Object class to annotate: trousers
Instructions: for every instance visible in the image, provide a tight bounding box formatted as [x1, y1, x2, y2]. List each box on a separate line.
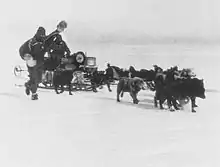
[26, 63, 44, 94]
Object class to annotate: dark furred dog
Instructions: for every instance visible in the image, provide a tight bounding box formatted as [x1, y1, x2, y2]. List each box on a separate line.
[105, 65, 129, 81]
[154, 77, 206, 112]
[117, 77, 147, 104]
[90, 70, 112, 92]
[53, 69, 73, 95]
[129, 66, 156, 82]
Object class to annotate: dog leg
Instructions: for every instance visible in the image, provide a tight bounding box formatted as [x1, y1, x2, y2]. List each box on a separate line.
[192, 107, 196, 112]
[154, 91, 159, 107]
[154, 96, 158, 107]
[60, 85, 65, 94]
[117, 81, 123, 102]
[93, 86, 98, 92]
[117, 90, 121, 102]
[167, 98, 175, 111]
[159, 96, 164, 109]
[191, 97, 198, 108]
[91, 82, 98, 92]
[159, 100, 164, 109]
[106, 80, 112, 92]
[68, 83, 73, 95]
[171, 98, 180, 110]
[130, 92, 139, 104]
[54, 85, 60, 94]
[134, 92, 140, 104]
[120, 91, 124, 97]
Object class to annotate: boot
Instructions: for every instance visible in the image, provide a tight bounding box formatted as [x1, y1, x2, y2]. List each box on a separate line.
[31, 93, 38, 100]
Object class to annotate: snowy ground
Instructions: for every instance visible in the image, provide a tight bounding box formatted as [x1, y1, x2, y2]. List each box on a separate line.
[0, 43, 220, 167]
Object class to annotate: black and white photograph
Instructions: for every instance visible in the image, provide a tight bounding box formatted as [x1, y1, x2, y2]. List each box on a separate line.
[0, 0, 219, 166]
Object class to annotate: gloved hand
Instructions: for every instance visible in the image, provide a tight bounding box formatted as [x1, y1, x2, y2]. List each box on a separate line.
[25, 55, 37, 67]
[23, 53, 32, 61]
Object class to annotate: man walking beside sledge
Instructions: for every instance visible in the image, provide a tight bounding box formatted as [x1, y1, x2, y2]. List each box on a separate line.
[19, 20, 68, 100]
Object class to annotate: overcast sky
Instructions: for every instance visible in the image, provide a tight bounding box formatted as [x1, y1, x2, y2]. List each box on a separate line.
[1, 0, 220, 39]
